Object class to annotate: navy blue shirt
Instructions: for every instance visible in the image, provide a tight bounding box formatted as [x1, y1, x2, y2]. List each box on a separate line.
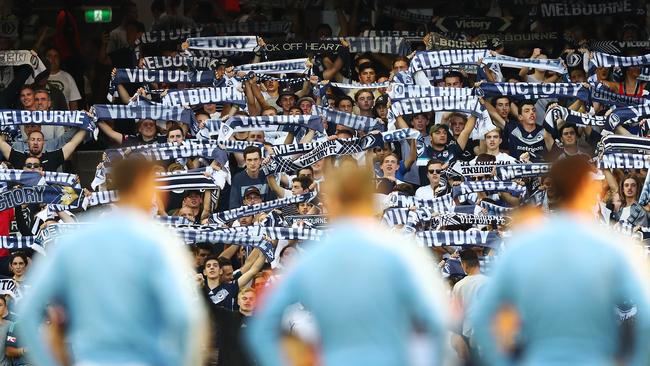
[206, 281, 240, 311]
[505, 123, 547, 162]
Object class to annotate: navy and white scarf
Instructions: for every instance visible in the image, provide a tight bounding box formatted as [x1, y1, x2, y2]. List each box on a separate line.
[436, 212, 507, 227]
[598, 153, 650, 169]
[235, 58, 309, 75]
[425, 32, 489, 50]
[384, 192, 455, 212]
[587, 52, 650, 82]
[263, 40, 347, 56]
[380, 6, 431, 23]
[0, 169, 79, 187]
[226, 115, 323, 133]
[262, 135, 384, 175]
[82, 190, 119, 210]
[209, 192, 316, 224]
[495, 163, 551, 180]
[481, 54, 567, 75]
[106, 141, 228, 166]
[588, 40, 650, 54]
[476, 82, 589, 101]
[315, 106, 383, 132]
[92, 104, 198, 133]
[179, 225, 325, 241]
[0, 50, 46, 75]
[416, 230, 501, 248]
[389, 96, 485, 119]
[409, 49, 490, 73]
[0, 277, 21, 300]
[0, 235, 39, 251]
[329, 37, 410, 56]
[137, 27, 203, 45]
[185, 36, 258, 51]
[109, 69, 216, 98]
[328, 81, 390, 90]
[608, 104, 650, 129]
[142, 55, 214, 70]
[211, 21, 291, 34]
[173, 227, 276, 260]
[536, 0, 637, 17]
[590, 83, 650, 107]
[479, 200, 514, 216]
[161, 87, 246, 107]
[0, 110, 95, 131]
[544, 105, 607, 134]
[155, 171, 216, 191]
[452, 181, 527, 198]
[450, 160, 506, 177]
[0, 185, 82, 211]
[601, 134, 650, 153]
[157, 215, 195, 225]
[388, 83, 473, 101]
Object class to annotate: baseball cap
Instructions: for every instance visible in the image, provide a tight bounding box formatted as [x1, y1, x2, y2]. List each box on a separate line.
[243, 186, 261, 198]
[276, 87, 298, 107]
[429, 124, 449, 134]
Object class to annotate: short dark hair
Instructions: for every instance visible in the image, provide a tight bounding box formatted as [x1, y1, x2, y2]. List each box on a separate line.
[426, 159, 444, 169]
[27, 130, 44, 140]
[243, 146, 261, 160]
[492, 96, 510, 106]
[392, 56, 410, 68]
[517, 100, 537, 114]
[559, 123, 578, 136]
[354, 89, 374, 102]
[357, 62, 375, 74]
[204, 254, 221, 266]
[459, 249, 480, 268]
[476, 153, 497, 163]
[393, 183, 415, 196]
[217, 257, 232, 268]
[443, 71, 463, 81]
[166, 122, 184, 137]
[292, 176, 313, 191]
[336, 95, 355, 108]
[297, 166, 313, 176]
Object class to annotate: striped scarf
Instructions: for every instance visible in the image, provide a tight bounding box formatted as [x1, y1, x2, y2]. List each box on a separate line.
[161, 87, 246, 107]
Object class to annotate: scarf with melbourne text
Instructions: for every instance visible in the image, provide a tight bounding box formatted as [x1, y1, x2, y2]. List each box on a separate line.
[416, 230, 501, 248]
[0, 185, 82, 211]
[543, 105, 608, 134]
[389, 96, 486, 120]
[105, 141, 228, 166]
[480, 54, 568, 75]
[171, 226, 276, 260]
[0, 50, 46, 76]
[161, 86, 246, 107]
[535, 0, 638, 17]
[452, 181, 527, 198]
[384, 191, 455, 211]
[0, 169, 79, 187]
[234, 58, 309, 75]
[142, 55, 214, 70]
[315, 106, 383, 132]
[388, 83, 473, 101]
[409, 49, 490, 73]
[450, 160, 508, 177]
[476, 82, 589, 101]
[494, 163, 551, 180]
[598, 153, 650, 169]
[590, 83, 650, 107]
[173, 225, 324, 241]
[425, 32, 489, 50]
[261, 134, 385, 175]
[92, 104, 198, 133]
[209, 191, 316, 224]
[185, 36, 258, 51]
[0, 110, 95, 131]
[327, 37, 410, 55]
[82, 190, 119, 209]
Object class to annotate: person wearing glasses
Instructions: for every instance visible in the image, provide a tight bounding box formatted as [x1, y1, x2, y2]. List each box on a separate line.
[415, 159, 446, 200]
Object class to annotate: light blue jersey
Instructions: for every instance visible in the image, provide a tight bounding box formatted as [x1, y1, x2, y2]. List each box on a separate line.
[18, 208, 206, 366]
[246, 219, 448, 366]
[472, 214, 650, 366]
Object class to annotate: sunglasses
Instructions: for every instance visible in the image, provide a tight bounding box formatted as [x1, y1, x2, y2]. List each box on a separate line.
[24, 163, 41, 169]
[428, 169, 443, 174]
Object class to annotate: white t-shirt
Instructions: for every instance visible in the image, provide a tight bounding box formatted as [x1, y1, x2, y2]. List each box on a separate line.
[452, 273, 488, 342]
[415, 185, 435, 200]
[470, 152, 516, 164]
[48, 70, 81, 103]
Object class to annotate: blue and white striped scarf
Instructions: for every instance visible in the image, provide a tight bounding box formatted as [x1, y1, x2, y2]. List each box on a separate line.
[328, 81, 390, 90]
[105, 141, 228, 166]
[384, 192, 455, 211]
[388, 84, 473, 101]
[235, 58, 309, 75]
[495, 163, 551, 180]
[315, 106, 383, 132]
[0, 185, 82, 211]
[543, 105, 607, 134]
[0, 110, 95, 131]
[109, 68, 216, 92]
[590, 83, 650, 107]
[0, 50, 47, 76]
[452, 181, 527, 198]
[588, 52, 650, 82]
[142, 55, 214, 70]
[155, 171, 217, 191]
[161, 87, 246, 107]
[389, 95, 486, 119]
[601, 134, 650, 153]
[598, 153, 650, 169]
[92, 103, 198, 134]
[0, 169, 79, 187]
[226, 114, 323, 133]
[327, 37, 410, 55]
[481, 54, 567, 75]
[409, 49, 490, 73]
[608, 103, 650, 129]
[185, 36, 258, 51]
[476, 82, 589, 101]
[209, 192, 316, 224]
[172, 227, 276, 260]
[415, 230, 501, 248]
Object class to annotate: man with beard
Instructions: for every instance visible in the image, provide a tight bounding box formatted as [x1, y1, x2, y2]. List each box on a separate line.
[0, 127, 87, 171]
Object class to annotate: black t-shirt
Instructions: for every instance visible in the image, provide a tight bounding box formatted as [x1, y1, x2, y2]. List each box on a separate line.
[9, 149, 64, 171]
[209, 305, 254, 366]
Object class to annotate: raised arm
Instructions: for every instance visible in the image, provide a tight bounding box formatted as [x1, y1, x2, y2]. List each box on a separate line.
[97, 121, 124, 145]
[480, 97, 506, 130]
[0, 134, 12, 160]
[237, 248, 266, 287]
[62, 129, 88, 160]
[456, 115, 477, 151]
[266, 174, 286, 198]
[404, 137, 418, 170]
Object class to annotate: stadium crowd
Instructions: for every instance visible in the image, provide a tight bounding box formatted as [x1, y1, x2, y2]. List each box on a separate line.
[1, 0, 650, 365]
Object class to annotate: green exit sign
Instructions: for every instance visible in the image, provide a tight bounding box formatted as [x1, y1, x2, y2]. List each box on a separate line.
[84, 8, 112, 23]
